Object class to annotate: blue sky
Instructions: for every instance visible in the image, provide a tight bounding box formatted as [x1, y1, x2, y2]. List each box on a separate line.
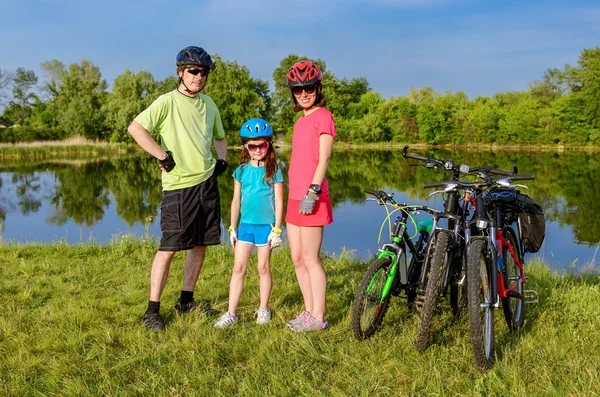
[1, 0, 599, 99]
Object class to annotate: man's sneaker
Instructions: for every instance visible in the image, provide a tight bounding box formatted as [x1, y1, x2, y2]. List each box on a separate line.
[290, 313, 329, 332]
[213, 312, 239, 328]
[142, 311, 165, 331]
[255, 308, 272, 325]
[174, 298, 218, 316]
[286, 310, 310, 329]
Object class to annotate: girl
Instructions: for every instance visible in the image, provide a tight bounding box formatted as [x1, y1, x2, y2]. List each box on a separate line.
[284, 61, 336, 332]
[214, 118, 284, 328]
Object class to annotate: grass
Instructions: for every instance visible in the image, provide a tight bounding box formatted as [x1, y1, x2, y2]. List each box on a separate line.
[1, 238, 599, 396]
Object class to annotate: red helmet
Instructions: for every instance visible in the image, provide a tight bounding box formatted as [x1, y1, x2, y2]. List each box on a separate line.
[286, 61, 322, 87]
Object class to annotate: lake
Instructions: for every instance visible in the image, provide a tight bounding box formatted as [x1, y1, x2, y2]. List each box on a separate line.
[1, 148, 598, 272]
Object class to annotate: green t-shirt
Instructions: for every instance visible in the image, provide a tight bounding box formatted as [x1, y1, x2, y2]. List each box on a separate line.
[134, 90, 225, 190]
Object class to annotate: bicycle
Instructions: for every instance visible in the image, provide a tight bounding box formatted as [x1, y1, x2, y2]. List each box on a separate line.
[402, 146, 475, 352]
[350, 188, 441, 340]
[454, 172, 539, 371]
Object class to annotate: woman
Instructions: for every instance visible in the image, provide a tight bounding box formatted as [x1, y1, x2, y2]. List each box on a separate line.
[285, 61, 336, 332]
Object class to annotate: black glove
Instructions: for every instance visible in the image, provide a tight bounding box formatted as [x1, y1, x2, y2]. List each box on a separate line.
[159, 151, 176, 172]
[215, 159, 228, 177]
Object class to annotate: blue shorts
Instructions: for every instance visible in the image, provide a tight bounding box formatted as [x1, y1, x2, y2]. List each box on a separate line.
[238, 223, 272, 247]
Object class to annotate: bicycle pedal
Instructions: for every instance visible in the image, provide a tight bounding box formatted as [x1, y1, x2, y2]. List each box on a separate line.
[507, 290, 524, 300]
[523, 290, 539, 304]
[414, 296, 424, 315]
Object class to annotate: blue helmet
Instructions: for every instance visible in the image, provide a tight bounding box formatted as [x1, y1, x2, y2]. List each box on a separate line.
[240, 118, 273, 140]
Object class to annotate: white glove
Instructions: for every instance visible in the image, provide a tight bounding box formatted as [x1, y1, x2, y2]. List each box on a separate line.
[228, 226, 237, 247]
[268, 227, 282, 249]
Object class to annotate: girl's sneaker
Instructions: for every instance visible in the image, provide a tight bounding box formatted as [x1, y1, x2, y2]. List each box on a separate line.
[290, 313, 329, 332]
[286, 311, 310, 329]
[213, 312, 238, 328]
[255, 308, 272, 324]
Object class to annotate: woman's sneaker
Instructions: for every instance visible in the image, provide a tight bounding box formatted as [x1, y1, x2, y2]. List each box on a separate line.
[290, 313, 329, 332]
[286, 311, 310, 329]
[255, 308, 272, 324]
[213, 312, 239, 328]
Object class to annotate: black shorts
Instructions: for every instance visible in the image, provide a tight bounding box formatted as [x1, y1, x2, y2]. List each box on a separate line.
[159, 173, 221, 251]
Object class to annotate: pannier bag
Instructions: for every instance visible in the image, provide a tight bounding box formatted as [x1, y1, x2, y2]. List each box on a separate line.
[517, 193, 546, 253]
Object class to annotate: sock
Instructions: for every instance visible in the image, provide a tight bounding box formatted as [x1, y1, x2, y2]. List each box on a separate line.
[146, 300, 160, 314]
[180, 290, 194, 304]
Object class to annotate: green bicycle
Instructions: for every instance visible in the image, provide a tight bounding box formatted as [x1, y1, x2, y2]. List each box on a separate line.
[351, 188, 441, 340]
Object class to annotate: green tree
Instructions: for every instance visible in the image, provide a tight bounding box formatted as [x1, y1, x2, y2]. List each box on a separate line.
[254, 78, 272, 121]
[0, 67, 11, 107]
[54, 60, 108, 139]
[577, 47, 600, 130]
[7, 67, 38, 125]
[40, 60, 66, 129]
[464, 97, 501, 144]
[496, 93, 541, 144]
[202, 55, 263, 139]
[103, 70, 159, 142]
[378, 96, 419, 143]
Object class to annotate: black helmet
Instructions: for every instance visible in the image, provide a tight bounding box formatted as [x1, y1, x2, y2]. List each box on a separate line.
[176, 46, 216, 70]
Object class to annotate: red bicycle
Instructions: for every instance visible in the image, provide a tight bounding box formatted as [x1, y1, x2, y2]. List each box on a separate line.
[464, 172, 541, 371]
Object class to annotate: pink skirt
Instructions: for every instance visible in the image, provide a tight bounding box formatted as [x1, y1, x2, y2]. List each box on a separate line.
[285, 194, 333, 227]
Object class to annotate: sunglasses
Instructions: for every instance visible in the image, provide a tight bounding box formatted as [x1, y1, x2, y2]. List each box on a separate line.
[246, 142, 269, 151]
[292, 85, 316, 96]
[186, 67, 209, 77]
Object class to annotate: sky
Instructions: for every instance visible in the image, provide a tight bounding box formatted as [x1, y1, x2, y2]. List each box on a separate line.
[1, 0, 599, 100]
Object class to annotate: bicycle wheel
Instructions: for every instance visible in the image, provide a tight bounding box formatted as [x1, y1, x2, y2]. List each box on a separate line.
[467, 238, 495, 371]
[351, 256, 394, 340]
[501, 227, 525, 331]
[415, 230, 451, 352]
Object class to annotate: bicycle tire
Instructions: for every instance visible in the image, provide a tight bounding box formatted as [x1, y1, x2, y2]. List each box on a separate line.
[351, 256, 394, 340]
[467, 238, 495, 371]
[415, 230, 451, 352]
[501, 227, 525, 330]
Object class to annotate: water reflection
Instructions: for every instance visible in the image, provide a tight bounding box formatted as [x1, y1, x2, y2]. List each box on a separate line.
[1, 149, 598, 271]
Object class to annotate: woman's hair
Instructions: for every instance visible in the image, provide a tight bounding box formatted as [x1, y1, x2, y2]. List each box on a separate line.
[291, 84, 327, 112]
[238, 138, 279, 186]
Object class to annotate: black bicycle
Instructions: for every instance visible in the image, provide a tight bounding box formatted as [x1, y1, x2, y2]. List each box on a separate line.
[402, 147, 475, 352]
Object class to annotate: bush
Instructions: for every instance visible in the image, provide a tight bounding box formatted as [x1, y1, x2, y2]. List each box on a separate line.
[0, 126, 65, 143]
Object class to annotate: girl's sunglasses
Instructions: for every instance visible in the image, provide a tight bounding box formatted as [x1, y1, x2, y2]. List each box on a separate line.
[186, 67, 209, 77]
[246, 142, 269, 151]
[292, 85, 316, 96]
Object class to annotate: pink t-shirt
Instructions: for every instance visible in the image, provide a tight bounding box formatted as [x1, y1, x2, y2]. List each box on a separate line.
[288, 108, 337, 200]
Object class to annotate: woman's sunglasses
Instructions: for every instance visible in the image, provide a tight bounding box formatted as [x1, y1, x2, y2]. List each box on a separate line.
[292, 85, 316, 96]
[186, 67, 209, 77]
[246, 142, 269, 151]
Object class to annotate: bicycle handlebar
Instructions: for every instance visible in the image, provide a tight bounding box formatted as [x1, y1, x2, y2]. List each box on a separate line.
[364, 188, 381, 197]
[402, 146, 430, 162]
[509, 174, 535, 181]
[423, 181, 448, 188]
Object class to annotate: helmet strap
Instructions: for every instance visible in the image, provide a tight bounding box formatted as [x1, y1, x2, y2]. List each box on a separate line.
[177, 71, 208, 96]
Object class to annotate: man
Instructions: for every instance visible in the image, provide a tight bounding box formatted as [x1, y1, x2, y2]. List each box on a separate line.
[128, 46, 228, 331]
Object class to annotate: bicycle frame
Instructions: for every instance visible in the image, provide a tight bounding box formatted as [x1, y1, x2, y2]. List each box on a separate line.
[495, 230, 526, 298]
[373, 208, 433, 302]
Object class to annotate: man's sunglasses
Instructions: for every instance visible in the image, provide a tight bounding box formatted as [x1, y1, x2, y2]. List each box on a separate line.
[186, 67, 209, 77]
[246, 142, 269, 151]
[292, 85, 316, 96]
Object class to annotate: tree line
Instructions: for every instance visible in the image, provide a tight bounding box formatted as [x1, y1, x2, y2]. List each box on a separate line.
[1, 47, 599, 146]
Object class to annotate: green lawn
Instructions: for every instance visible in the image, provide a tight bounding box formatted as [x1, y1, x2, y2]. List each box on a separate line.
[1, 239, 599, 396]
